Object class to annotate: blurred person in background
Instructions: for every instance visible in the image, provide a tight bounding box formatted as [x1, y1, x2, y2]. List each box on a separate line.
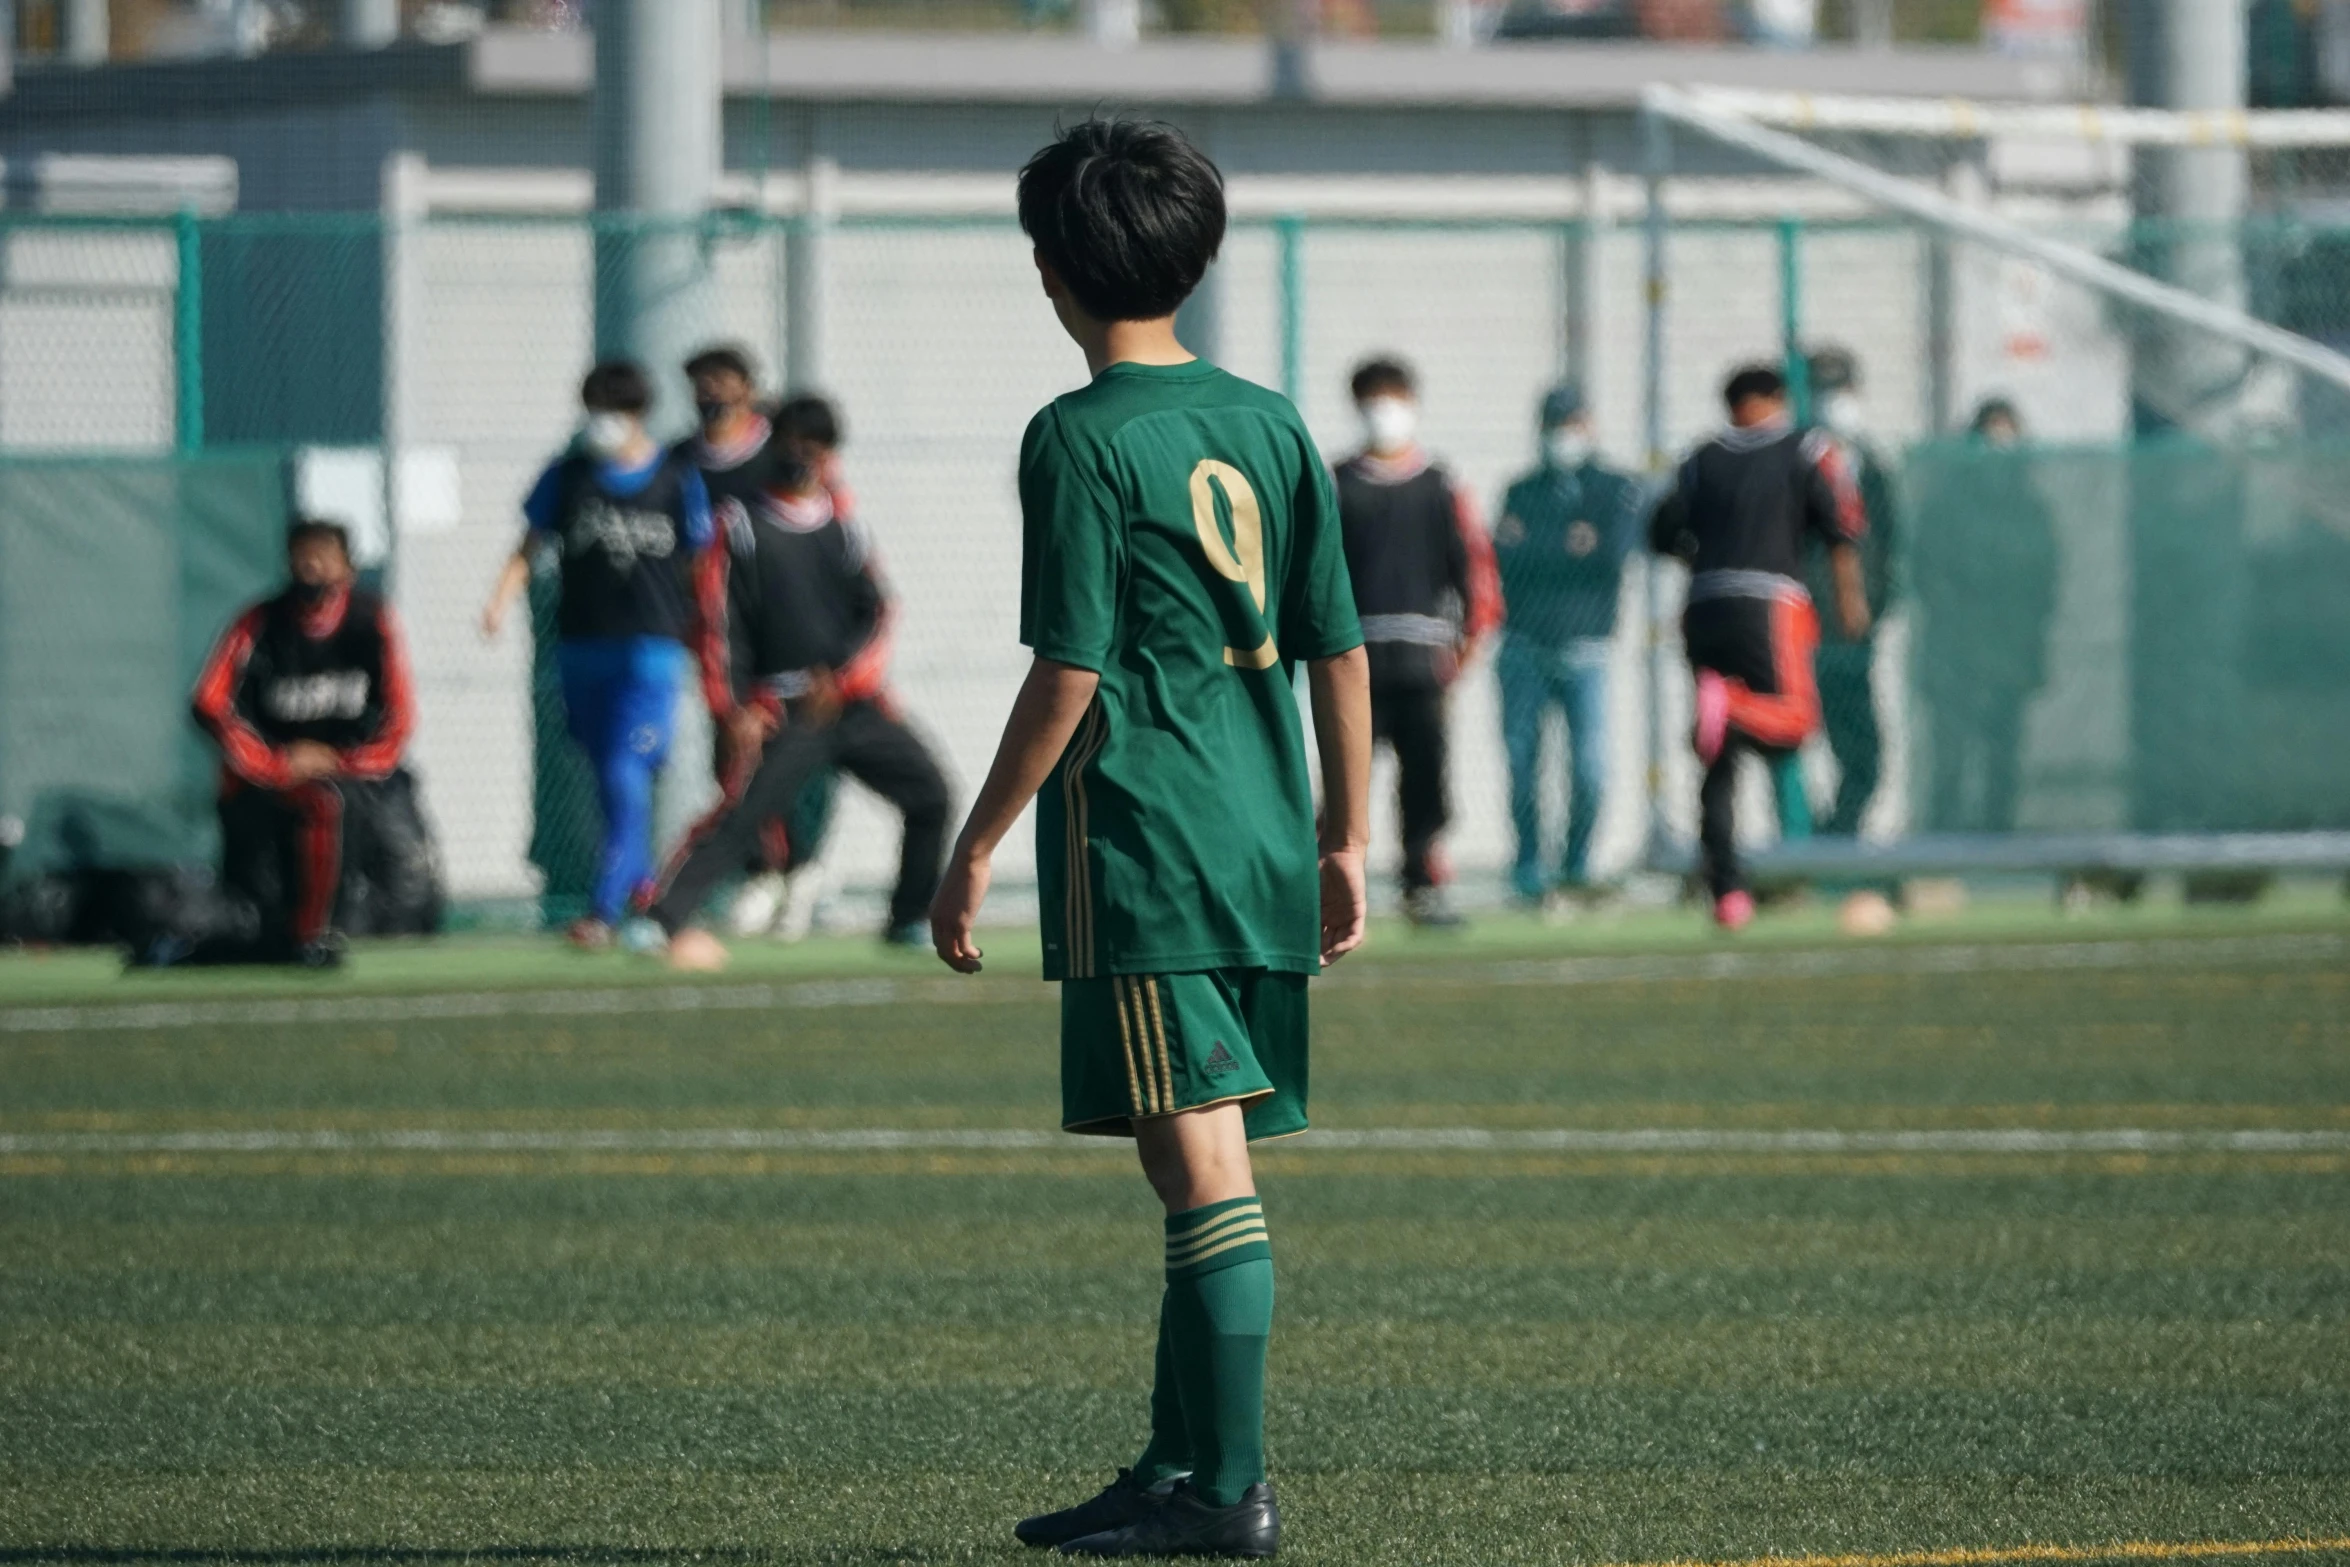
[1334, 355, 1502, 928]
[156, 519, 421, 969]
[1651, 364, 1867, 930]
[646, 416, 950, 970]
[481, 360, 716, 951]
[1491, 382, 1642, 906]
[1801, 346, 1902, 838]
[1915, 397, 2058, 833]
[678, 350, 840, 943]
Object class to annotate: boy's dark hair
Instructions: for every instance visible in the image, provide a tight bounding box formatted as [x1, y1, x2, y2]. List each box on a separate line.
[774, 392, 843, 451]
[1350, 357, 1415, 403]
[684, 344, 756, 383]
[581, 360, 652, 414]
[1722, 364, 1787, 410]
[286, 517, 352, 559]
[1016, 118, 1226, 323]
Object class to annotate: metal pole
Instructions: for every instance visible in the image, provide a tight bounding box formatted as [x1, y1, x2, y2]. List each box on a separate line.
[593, 0, 723, 437]
[785, 153, 836, 394]
[1778, 214, 1809, 424]
[1083, 0, 1140, 48]
[339, 0, 397, 47]
[62, 0, 108, 65]
[2128, 0, 2251, 435]
[175, 210, 204, 456]
[1640, 105, 1674, 862]
[1565, 162, 1606, 404]
[1277, 215, 1304, 406]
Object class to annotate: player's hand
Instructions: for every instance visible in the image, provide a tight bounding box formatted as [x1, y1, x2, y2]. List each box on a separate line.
[928, 847, 990, 974]
[803, 667, 844, 727]
[286, 741, 340, 782]
[1317, 845, 1367, 967]
[724, 707, 773, 767]
[1839, 597, 1872, 641]
[479, 598, 505, 640]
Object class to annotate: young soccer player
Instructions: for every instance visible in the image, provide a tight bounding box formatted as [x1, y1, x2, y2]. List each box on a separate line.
[646, 418, 951, 967]
[927, 119, 1373, 1559]
[480, 361, 715, 948]
[1649, 364, 1868, 929]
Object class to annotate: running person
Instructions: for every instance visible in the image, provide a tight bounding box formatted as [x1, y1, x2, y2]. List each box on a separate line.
[928, 118, 1372, 1558]
[644, 423, 951, 968]
[1649, 364, 1867, 929]
[481, 360, 716, 947]
[678, 348, 840, 938]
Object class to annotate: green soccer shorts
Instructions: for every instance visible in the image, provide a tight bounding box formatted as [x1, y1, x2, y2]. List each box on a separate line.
[1061, 968, 1309, 1142]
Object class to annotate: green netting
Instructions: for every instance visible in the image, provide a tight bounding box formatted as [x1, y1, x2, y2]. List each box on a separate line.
[0, 452, 288, 875]
[1898, 439, 2350, 836]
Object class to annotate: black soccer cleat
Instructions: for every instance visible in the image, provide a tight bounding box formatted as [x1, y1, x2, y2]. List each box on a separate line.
[1058, 1480, 1279, 1558]
[1016, 1469, 1186, 1549]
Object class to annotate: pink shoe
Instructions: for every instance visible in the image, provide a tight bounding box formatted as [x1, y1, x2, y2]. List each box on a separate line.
[1713, 890, 1755, 931]
[1693, 670, 1730, 765]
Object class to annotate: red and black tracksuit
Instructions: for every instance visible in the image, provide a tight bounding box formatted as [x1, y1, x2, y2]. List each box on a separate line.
[646, 485, 949, 936]
[1650, 420, 1866, 898]
[189, 584, 416, 954]
[1334, 448, 1503, 893]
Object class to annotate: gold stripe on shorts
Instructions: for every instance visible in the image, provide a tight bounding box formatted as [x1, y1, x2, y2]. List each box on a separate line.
[1060, 702, 1109, 979]
[1143, 977, 1175, 1115]
[1112, 976, 1148, 1117]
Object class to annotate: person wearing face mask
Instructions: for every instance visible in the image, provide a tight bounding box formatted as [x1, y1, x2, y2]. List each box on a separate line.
[1913, 397, 2057, 832]
[158, 519, 421, 969]
[1490, 383, 1643, 905]
[1798, 347, 1902, 837]
[1333, 356, 1502, 927]
[481, 360, 718, 949]
[675, 347, 839, 942]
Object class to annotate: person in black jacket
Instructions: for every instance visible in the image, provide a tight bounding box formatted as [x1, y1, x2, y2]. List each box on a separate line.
[1651, 364, 1869, 929]
[647, 418, 951, 969]
[167, 518, 422, 968]
[1333, 356, 1501, 926]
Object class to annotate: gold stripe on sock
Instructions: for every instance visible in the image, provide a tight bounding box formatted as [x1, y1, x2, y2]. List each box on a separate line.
[1145, 977, 1175, 1114]
[1112, 976, 1146, 1118]
[1169, 1228, 1272, 1270]
[1164, 1206, 1265, 1261]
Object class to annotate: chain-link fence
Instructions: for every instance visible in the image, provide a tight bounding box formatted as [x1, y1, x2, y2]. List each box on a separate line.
[3, 205, 2346, 926]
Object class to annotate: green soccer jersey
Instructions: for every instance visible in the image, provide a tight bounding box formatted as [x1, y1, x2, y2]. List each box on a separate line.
[1020, 359, 1363, 982]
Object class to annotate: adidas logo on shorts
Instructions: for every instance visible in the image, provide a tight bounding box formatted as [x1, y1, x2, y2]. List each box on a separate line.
[1203, 1042, 1240, 1076]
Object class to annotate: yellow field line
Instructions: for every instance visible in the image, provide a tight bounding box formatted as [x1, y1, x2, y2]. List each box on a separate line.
[1627, 1536, 2350, 1567]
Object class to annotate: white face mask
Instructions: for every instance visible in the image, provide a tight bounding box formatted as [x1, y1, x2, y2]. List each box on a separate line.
[582, 412, 638, 459]
[1545, 426, 1594, 470]
[1820, 390, 1865, 437]
[1360, 397, 1418, 455]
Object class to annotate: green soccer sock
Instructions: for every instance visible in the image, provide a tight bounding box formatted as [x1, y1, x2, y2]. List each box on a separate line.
[1161, 1195, 1274, 1507]
[1130, 1289, 1192, 1487]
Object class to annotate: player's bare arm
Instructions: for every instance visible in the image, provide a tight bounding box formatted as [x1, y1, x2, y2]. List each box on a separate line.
[479, 548, 532, 640]
[1308, 645, 1372, 966]
[928, 655, 1101, 973]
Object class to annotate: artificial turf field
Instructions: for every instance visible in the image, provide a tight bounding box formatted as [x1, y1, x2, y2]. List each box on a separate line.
[3, 897, 2348, 1565]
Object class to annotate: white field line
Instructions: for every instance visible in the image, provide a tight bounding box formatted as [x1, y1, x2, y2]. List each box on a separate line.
[0, 931, 2338, 1036]
[1, 1126, 2346, 1157]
